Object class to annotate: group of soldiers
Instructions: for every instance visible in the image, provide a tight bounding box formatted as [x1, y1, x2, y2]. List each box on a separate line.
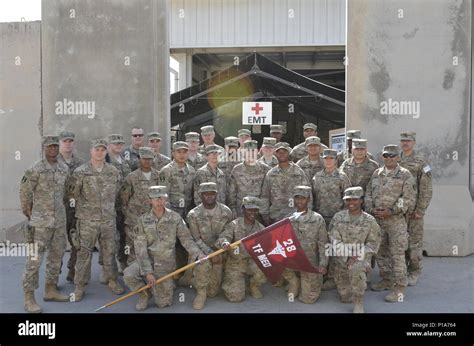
[19, 122, 432, 314]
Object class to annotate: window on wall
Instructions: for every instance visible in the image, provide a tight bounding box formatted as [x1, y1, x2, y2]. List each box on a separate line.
[170, 56, 179, 94]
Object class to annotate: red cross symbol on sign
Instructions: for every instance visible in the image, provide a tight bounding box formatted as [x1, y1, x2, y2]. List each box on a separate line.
[251, 103, 264, 115]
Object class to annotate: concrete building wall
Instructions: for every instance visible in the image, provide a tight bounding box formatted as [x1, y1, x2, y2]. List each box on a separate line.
[347, 0, 473, 256]
[0, 21, 42, 242]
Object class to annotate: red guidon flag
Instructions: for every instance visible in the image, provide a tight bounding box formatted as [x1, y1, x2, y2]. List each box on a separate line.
[242, 216, 319, 284]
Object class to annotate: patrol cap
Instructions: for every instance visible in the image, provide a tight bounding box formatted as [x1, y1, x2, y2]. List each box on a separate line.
[305, 136, 321, 147]
[346, 130, 361, 140]
[200, 125, 215, 135]
[107, 134, 125, 144]
[139, 147, 155, 159]
[243, 140, 258, 150]
[303, 123, 317, 131]
[148, 185, 168, 199]
[274, 142, 291, 152]
[242, 196, 260, 210]
[59, 131, 75, 141]
[185, 132, 200, 142]
[382, 144, 400, 156]
[147, 132, 162, 141]
[262, 137, 276, 147]
[343, 187, 364, 200]
[293, 185, 312, 198]
[352, 139, 367, 149]
[270, 124, 283, 134]
[199, 182, 218, 194]
[322, 149, 338, 158]
[91, 138, 108, 149]
[42, 135, 59, 146]
[224, 136, 239, 147]
[238, 129, 251, 137]
[173, 141, 189, 151]
[400, 131, 416, 141]
[205, 144, 221, 155]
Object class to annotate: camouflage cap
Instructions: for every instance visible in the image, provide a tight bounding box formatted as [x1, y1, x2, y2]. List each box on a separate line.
[274, 142, 291, 152]
[107, 134, 125, 144]
[199, 182, 218, 194]
[91, 138, 108, 149]
[238, 129, 251, 137]
[400, 131, 416, 141]
[303, 123, 317, 131]
[59, 131, 75, 141]
[205, 144, 221, 155]
[224, 136, 239, 147]
[322, 149, 338, 158]
[42, 135, 59, 146]
[200, 125, 215, 135]
[346, 130, 361, 140]
[243, 139, 258, 150]
[293, 185, 312, 198]
[343, 186, 364, 200]
[173, 141, 189, 151]
[270, 124, 283, 133]
[262, 137, 276, 147]
[352, 138, 367, 149]
[242, 196, 260, 210]
[147, 132, 162, 141]
[148, 185, 168, 198]
[382, 144, 400, 156]
[185, 132, 200, 142]
[139, 147, 155, 159]
[305, 136, 321, 146]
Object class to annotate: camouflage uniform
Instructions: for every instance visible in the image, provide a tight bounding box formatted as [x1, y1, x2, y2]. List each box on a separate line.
[218, 136, 240, 182]
[193, 151, 227, 205]
[296, 137, 325, 181]
[365, 145, 417, 296]
[123, 144, 141, 171]
[20, 138, 69, 295]
[124, 203, 203, 308]
[336, 130, 375, 167]
[257, 155, 278, 168]
[198, 125, 224, 155]
[290, 123, 328, 162]
[399, 132, 433, 282]
[153, 153, 171, 172]
[340, 139, 379, 192]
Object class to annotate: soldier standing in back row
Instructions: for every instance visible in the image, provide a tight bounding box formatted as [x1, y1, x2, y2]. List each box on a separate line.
[20, 135, 70, 313]
[337, 130, 375, 167]
[123, 127, 144, 171]
[257, 137, 278, 168]
[147, 132, 171, 171]
[399, 132, 432, 286]
[340, 139, 379, 192]
[296, 136, 324, 181]
[193, 145, 227, 205]
[186, 132, 207, 171]
[218, 136, 240, 182]
[199, 125, 224, 155]
[290, 123, 328, 162]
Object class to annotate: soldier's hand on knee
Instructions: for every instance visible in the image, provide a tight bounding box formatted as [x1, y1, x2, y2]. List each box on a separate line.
[145, 273, 156, 286]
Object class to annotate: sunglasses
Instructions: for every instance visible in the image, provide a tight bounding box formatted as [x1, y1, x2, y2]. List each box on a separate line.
[132, 134, 144, 137]
[382, 154, 397, 158]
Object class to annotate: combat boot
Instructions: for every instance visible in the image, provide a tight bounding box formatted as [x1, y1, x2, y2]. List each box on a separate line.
[249, 284, 263, 299]
[100, 269, 108, 285]
[44, 283, 69, 302]
[24, 291, 42, 313]
[108, 279, 125, 295]
[135, 289, 151, 311]
[287, 277, 300, 297]
[385, 285, 405, 303]
[73, 284, 85, 302]
[321, 278, 336, 291]
[370, 278, 393, 291]
[353, 296, 364, 313]
[407, 274, 419, 286]
[192, 289, 207, 310]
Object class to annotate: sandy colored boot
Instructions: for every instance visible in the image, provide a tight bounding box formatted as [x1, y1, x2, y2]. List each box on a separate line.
[287, 278, 300, 297]
[371, 279, 393, 291]
[407, 274, 419, 286]
[108, 279, 125, 295]
[24, 291, 42, 313]
[73, 284, 85, 302]
[193, 289, 207, 310]
[353, 296, 364, 313]
[44, 283, 69, 302]
[385, 286, 405, 303]
[135, 289, 151, 311]
[249, 284, 263, 299]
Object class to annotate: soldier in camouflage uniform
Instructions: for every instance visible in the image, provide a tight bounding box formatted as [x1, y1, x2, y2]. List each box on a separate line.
[296, 136, 324, 181]
[57, 131, 85, 283]
[20, 135, 70, 313]
[399, 132, 433, 286]
[312, 148, 351, 291]
[290, 123, 328, 162]
[337, 130, 375, 167]
[68, 139, 125, 301]
[257, 137, 278, 167]
[269, 124, 283, 143]
[340, 139, 379, 192]
[228, 140, 270, 218]
[288, 186, 328, 304]
[215, 196, 267, 302]
[218, 136, 240, 182]
[147, 132, 171, 171]
[199, 125, 224, 155]
[329, 187, 381, 313]
[187, 182, 233, 309]
[194, 145, 227, 205]
[123, 186, 205, 311]
[237, 128, 252, 147]
[185, 132, 207, 170]
[123, 127, 144, 171]
[120, 147, 160, 265]
[365, 144, 417, 302]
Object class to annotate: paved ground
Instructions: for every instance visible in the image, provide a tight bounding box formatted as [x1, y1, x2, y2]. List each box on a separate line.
[1, 252, 472, 313]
